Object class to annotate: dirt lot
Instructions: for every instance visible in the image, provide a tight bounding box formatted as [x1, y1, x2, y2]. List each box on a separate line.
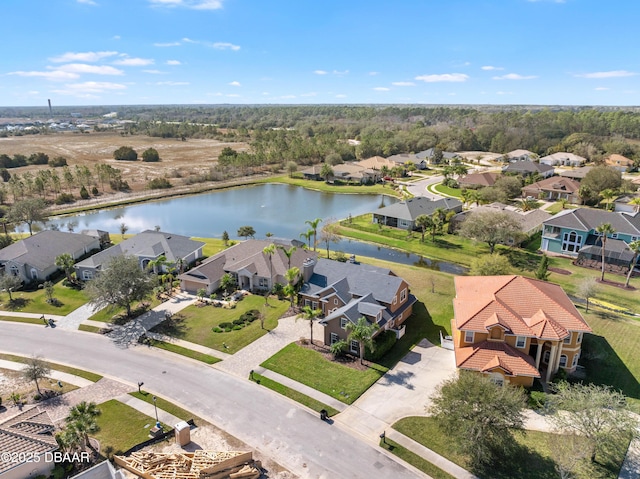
[0, 368, 77, 405]
[0, 132, 249, 195]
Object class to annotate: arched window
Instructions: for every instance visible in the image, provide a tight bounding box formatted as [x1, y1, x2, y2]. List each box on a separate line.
[559, 355, 568, 368]
[543, 350, 550, 364]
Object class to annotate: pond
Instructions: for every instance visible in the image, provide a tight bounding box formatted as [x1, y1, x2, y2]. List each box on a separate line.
[47, 183, 465, 274]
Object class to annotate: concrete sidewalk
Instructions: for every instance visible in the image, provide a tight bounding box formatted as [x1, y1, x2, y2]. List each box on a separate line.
[0, 358, 94, 388]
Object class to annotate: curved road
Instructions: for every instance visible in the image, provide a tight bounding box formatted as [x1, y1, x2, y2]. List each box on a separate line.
[0, 323, 424, 479]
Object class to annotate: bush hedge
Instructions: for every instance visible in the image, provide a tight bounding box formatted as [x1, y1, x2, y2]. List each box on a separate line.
[364, 330, 397, 361]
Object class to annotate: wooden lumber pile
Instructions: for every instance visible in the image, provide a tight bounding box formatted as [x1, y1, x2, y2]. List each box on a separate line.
[114, 450, 261, 479]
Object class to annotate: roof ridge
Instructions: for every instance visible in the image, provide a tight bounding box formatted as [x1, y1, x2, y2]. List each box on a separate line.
[520, 276, 582, 324]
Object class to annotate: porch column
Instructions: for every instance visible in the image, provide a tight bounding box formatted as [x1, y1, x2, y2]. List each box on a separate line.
[535, 341, 544, 369]
[546, 342, 558, 382]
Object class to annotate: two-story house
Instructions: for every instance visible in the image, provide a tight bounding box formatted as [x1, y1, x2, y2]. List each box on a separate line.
[452, 275, 592, 386]
[373, 197, 463, 231]
[298, 258, 416, 352]
[541, 208, 640, 272]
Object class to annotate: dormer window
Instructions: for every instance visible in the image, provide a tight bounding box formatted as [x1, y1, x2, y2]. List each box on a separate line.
[464, 331, 474, 343]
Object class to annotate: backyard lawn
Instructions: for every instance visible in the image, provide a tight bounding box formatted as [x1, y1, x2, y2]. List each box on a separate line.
[260, 175, 402, 198]
[150, 294, 289, 354]
[393, 416, 629, 479]
[93, 400, 165, 456]
[0, 280, 88, 315]
[260, 343, 387, 404]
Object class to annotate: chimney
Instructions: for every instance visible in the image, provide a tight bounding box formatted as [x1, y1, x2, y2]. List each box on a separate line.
[302, 257, 316, 283]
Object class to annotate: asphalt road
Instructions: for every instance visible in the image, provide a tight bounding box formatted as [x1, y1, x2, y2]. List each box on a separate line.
[0, 323, 425, 479]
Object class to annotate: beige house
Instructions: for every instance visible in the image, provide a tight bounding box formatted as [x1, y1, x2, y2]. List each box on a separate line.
[0, 408, 58, 479]
[452, 275, 592, 386]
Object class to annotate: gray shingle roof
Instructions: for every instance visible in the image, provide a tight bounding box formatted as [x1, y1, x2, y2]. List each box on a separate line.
[0, 408, 57, 474]
[76, 230, 205, 269]
[374, 197, 462, 222]
[0, 230, 98, 270]
[503, 160, 554, 175]
[544, 209, 640, 236]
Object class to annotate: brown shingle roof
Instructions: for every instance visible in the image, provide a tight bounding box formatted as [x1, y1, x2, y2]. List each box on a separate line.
[0, 408, 58, 474]
[454, 275, 591, 339]
[455, 340, 541, 377]
[458, 172, 499, 187]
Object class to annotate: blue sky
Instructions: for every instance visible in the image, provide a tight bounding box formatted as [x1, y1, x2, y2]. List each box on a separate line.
[2, 0, 639, 107]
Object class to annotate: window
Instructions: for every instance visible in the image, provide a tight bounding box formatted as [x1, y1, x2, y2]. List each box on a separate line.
[543, 350, 550, 364]
[611, 233, 618, 239]
[632, 236, 639, 242]
[9, 265, 18, 276]
[559, 355, 568, 368]
[489, 373, 504, 387]
[334, 298, 338, 305]
[312, 301, 319, 310]
[82, 270, 93, 280]
[577, 332, 583, 343]
[340, 318, 348, 329]
[400, 288, 407, 302]
[515, 336, 526, 348]
[258, 278, 268, 288]
[464, 331, 474, 343]
[30, 268, 38, 280]
[330, 333, 339, 345]
[572, 353, 580, 368]
[563, 334, 571, 344]
[350, 340, 359, 354]
[304, 299, 311, 307]
[393, 297, 397, 305]
[562, 231, 583, 253]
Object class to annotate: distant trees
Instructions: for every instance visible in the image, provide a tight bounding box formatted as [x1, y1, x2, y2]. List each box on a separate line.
[113, 146, 138, 161]
[581, 166, 622, 199]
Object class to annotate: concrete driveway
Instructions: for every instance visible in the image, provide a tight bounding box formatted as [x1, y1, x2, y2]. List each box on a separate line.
[335, 339, 456, 439]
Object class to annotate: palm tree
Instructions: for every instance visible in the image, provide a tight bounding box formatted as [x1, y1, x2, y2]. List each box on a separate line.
[278, 245, 297, 269]
[66, 401, 101, 451]
[299, 229, 314, 249]
[453, 164, 468, 178]
[460, 189, 472, 208]
[55, 253, 75, 282]
[624, 240, 640, 288]
[520, 198, 537, 212]
[628, 197, 640, 213]
[559, 198, 568, 210]
[596, 223, 615, 281]
[431, 207, 447, 240]
[146, 254, 169, 274]
[320, 163, 334, 183]
[415, 214, 431, 243]
[284, 267, 300, 306]
[600, 189, 616, 211]
[345, 316, 380, 364]
[262, 243, 276, 302]
[219, 273, 236, 296]
[469, 189, 481, 207]
[297, 305, 321, 345]
[305, 218, 322, 251]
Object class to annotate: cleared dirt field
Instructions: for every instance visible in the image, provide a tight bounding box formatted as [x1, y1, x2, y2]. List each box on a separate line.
[0, 132, 249, 195]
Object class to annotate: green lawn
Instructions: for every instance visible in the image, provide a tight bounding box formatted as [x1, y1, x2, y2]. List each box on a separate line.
[78, 324, 104, 333]
[545, 201, 578, 215]
[130, 391, 204, 424]
[88, 297, 163, 323]
[146, 338, 221, 364]
[393, 416, 628, 479]
[0, 315, 47, 325]
[191, 236, 228, 258]
[260, 343, 387, 404]
[259, 175, 402, 198]
[432, 183, 463, 198]
[0, 353, 102, 382]
[0, 280, 88, 315]
[380, 439, 455, 479]
[94, 400, 164, 456]
[250, 373, 340, 416]
[150, 294, 289, 354]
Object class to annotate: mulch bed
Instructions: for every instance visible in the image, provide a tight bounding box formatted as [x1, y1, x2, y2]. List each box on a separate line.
[596, 278, 636, 291]
[549, 267, 572, 275]
[297, 339, 371, 371]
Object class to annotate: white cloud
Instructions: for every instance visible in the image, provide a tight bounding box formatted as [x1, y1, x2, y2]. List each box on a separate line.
[314, 70, 328, 75]
[155, 81, 190, 85]
[594, 87, 610, 91]
[481, 65, 503, 71]
[54, 64, 124, 75]
[182, 37, 197, 43]
[492, 73, 537, 80]
[226, 93, 241, 97]
[49, 51, 118, 63]
[228, 81, 241, 87]
[113, 57, 155, 66]
[77, 0, 98, 5]
[54, 81, 127, 95]
[333, 70, 349, 76]
[166, 60, 181, 65]
[373, 87, 390, 91]
[8, 70, 79, 80]
[335, 94, 347, 98]
[280, 95, 296, 99]
[113, 35, 121, 40]
[576, 70, 636, 79]
[154, 42, 181, 47]
[149, 0, 223, 10]
[415, 73, 469, 83]
[212, 42, 240, 51]
[369, 71, 379, 76]
[143, 69, 165, 74]
[392, 81, 415, 86]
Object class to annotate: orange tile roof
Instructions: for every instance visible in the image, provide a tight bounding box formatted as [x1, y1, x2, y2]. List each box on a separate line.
[455, 340, 541, 377]
[454, 275, 591, 340]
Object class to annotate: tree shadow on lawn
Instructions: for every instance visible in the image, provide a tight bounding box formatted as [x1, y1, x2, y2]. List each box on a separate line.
[479, 440, 558, 479]
[433, 238, 463, 250]
[5, 298, 30, 310]
[149, 313, 188, 339]
[500, 248, 540, 272]
[581, 333, 640, 401]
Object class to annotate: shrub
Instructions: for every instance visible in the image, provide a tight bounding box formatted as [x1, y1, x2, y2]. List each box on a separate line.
[219, 322, 233, 329]
[330, 339, 348, 358]
[364, 330, 397, 361]
[110, 178, 130, 191]
[79, 185, 89, 199]
[232, 319, 245, 326]
[142, 148, 160, 162]
[528, 391, 547, 410]
[212, 327, 223, 333]
[442, 178, 458, 188]
[113, 146, 138, 161]
[232, 325, 242, 331]
[91, 186, 99, 196]
[148, 177, 172, 189]
[55, 193, 75, 205]
[48, 156, 67, 167]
